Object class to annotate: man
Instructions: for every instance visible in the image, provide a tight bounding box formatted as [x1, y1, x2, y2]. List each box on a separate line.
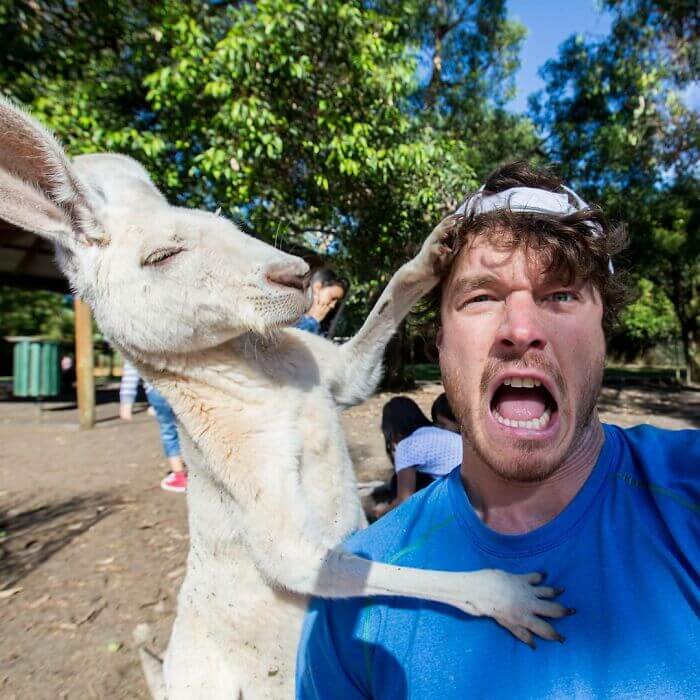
[296, 162, 699, 698]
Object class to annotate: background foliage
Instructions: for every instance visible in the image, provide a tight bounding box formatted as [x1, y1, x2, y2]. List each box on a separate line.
[530, 0, 699, 379]
[0, 0, 698, 380]
[0, 288, 73, 340]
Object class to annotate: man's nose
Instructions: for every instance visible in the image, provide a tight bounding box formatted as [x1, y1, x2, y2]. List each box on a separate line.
[496, 293, 548, 354]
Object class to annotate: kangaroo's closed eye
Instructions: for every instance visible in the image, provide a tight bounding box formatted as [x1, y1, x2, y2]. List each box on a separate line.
[143, 247, 185, 267]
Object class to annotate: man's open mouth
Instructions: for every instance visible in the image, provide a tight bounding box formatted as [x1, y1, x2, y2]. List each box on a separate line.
[489, 375, 559, 432]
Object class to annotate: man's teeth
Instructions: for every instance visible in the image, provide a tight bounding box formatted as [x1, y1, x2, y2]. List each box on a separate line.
[493, 408, 551, 430]
[502, 377, 542, 388]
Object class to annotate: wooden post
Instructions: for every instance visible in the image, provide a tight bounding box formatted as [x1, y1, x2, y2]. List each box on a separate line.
[74, 297, 96, 428]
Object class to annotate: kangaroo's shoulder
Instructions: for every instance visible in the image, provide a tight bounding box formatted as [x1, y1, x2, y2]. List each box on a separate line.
[261, 328, 342, 387]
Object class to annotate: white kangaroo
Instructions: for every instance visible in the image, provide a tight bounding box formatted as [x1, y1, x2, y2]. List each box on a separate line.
[0, 96, 570, 699]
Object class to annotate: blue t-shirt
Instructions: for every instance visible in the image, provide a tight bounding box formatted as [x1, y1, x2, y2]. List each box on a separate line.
[296, 314, 322, 335]
[296, 424, 700, 699]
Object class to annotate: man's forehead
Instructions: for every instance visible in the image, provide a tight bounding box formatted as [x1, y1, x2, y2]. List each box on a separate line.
[443, 237, 582, 292]
[447, 238, 538, 278]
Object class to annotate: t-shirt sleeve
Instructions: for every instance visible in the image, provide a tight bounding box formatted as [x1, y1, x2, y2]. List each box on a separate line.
[295, 314, 322, 335]
[296, 598, 369, 699]
[394, 433, 424, 472]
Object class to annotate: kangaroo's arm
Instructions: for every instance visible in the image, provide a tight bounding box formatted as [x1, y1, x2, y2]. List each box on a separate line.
[175, 419, 568, 646]
[315, 216, 459, 407]
[158, 372, 569, 646]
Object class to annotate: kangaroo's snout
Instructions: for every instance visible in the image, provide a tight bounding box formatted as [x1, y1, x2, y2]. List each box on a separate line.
[265, 260, 310, 292]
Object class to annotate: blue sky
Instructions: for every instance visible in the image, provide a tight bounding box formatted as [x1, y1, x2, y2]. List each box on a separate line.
[507, 0, 613, 113]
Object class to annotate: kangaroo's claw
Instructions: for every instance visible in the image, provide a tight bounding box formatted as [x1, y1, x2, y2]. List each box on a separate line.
[445, 569, 573, 648]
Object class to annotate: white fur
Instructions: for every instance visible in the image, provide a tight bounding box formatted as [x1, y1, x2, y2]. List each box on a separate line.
[0, 95, 569, 699]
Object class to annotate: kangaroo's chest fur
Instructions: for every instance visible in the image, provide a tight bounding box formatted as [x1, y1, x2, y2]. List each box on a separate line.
[139, 331, 364, 697]
[149, 331, 363, 542]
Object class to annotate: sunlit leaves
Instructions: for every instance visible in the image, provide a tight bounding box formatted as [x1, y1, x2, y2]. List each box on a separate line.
[532, 1, 699, 376]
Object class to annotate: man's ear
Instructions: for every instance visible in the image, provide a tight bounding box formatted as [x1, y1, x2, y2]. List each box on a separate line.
[0, 94, 103, 250]
[436, 327, 444, 350]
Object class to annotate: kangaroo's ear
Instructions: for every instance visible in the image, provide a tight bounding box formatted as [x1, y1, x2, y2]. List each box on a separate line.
[0, 94, 104, 249]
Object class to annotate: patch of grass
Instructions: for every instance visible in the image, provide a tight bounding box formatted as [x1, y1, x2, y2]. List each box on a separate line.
[604, 365, 682, 382]
[408, 363, 442, 383]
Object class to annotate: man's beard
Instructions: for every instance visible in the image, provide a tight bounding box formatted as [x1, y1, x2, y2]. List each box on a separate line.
[447, 353, 604, 483]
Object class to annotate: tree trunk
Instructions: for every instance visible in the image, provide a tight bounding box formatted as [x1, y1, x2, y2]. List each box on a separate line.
[669, 264, 698, 385]
[382, 321, 414, 391]
[681, 324, 700, 385]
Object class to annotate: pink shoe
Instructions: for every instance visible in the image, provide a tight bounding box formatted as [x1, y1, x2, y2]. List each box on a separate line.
[161, 470, 187, 493]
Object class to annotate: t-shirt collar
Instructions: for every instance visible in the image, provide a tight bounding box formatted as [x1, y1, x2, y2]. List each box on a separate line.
[447, 424, 620, 558]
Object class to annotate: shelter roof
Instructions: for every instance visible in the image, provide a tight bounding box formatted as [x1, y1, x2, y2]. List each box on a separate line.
[0, 220, 68, 293]
[1, 219, 327, 294]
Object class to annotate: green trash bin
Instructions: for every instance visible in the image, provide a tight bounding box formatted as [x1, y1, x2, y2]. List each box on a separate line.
[6, 336, 61, 398]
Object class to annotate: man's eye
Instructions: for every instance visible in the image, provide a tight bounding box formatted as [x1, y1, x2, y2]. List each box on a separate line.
[143, 247, 184, 266]
[458, 294, 494, 309]
[458, 294, 493, 310]
[547, 291, 575, 302]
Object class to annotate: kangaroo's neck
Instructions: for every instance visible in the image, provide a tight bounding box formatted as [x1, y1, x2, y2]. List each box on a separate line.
[130, 333, 279, 395]
[125, 331, 318, 480]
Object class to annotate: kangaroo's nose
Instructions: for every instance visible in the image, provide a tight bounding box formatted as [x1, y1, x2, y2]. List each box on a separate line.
[265, 261, 310, 292]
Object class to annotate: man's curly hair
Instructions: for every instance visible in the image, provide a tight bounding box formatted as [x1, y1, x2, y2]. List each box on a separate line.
[431, 161, 632, 335]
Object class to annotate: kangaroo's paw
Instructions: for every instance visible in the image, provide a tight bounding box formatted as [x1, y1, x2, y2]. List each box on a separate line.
[451, 570, 574, 648]
[410, 213, 461, 279]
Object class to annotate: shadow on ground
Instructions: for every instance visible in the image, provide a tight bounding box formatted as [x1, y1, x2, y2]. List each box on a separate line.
[0, 492, 122, 591]
[599, 383, 700, 429]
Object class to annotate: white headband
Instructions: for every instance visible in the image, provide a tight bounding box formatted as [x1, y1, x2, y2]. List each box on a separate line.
[456, 185, 613, 272]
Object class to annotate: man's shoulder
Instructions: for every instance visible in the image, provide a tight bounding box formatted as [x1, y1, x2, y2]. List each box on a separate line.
[607, 423, 700, 503]
[610, 423, 699, 467]
[344, 473, 456, 563]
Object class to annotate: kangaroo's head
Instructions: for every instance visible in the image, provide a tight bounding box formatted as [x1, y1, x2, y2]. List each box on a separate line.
[0, 96, 309, 361]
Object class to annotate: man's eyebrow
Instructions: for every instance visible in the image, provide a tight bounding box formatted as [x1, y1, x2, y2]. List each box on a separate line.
[536, 271, 582, 289]
[448, 274, 500, 297]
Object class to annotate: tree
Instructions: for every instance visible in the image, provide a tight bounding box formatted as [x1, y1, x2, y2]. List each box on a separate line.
[612, 277, 680, 360]
[531, 1, 699, 380]
[0, 287, 73, 340]
[0, 0, 226, 169]
[1, 0, 542, 385]
[603, 1, 699, 85]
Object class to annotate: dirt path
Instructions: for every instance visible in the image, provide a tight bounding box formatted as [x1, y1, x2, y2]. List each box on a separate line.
[1, 381, 697, 699]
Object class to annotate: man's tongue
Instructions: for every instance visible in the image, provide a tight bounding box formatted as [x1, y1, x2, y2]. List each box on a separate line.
[494, 387, 548, 421]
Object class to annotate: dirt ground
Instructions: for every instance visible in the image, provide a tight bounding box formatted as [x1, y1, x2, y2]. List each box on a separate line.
[1, 380, 698, 699]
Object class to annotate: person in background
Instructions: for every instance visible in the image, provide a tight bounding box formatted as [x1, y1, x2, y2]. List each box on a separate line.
[296, 267, 348, 336]
[60, 354, 76, 396]
[373, 394, 462, 517]
[431, 391, 460, 433]
[119, 359, 187, 493]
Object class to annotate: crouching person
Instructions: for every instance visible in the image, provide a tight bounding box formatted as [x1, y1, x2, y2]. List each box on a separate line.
[373, 394, 462, 518]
